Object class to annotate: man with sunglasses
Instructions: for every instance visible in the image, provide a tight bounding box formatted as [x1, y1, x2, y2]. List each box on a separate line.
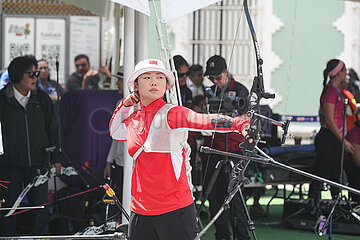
[202, 55, 250, 240]
[66, 54, 101, 91]
[0, 56, 60, 236]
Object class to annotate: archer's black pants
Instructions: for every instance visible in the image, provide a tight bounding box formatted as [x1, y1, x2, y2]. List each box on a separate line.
[309, 127, 342, 200]
[128, 203, 197, 240]
[202, 152, 251, 240]
[0, 166, 49, 236]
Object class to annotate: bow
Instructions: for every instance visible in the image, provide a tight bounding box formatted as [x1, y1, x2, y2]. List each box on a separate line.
[240, 0, 278, 153]
[4, 166, 77, 217]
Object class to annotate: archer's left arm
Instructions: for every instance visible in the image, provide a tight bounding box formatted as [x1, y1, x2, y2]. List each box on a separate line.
[167, 106, 249, 136]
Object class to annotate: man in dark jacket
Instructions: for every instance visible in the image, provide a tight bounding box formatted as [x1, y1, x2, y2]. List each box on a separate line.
[202, 55, 251, 240]
[0, 56, 61, 236]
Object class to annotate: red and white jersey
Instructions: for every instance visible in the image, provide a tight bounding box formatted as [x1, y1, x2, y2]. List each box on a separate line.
[109, 98, 249, 216]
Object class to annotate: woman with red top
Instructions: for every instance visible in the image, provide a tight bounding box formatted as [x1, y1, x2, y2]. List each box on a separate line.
[309, 59, 355, 201]
[109, 59, 249, 240]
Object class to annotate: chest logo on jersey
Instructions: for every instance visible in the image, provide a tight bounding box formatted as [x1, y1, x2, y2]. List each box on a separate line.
[228, 91, 236, 97]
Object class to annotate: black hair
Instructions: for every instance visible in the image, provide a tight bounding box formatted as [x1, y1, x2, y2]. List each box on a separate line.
[173, 55, 189, 71]
[193, 95, 206, 107]
[23, 55, 38, 69]
[348, 68, 359, 83]
[189, 64, 203, 76]
[323, 59, 343, 88]
[8, 56, 37, 84]
[74, 54, 89, 63]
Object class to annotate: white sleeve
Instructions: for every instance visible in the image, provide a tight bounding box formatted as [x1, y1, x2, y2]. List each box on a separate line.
[109, 99, 132, 141]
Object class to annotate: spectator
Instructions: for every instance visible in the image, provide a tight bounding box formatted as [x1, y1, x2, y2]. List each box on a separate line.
[309, 59, 354, 201]
[347, 68, 360, 102]
[187, 64, 205, 97]
[202, 55, 250, 240]
[66, 54, 111, 90]
[37, 59, 65, 104]
[0, 56, 60, 236]
[173, 55, 192, 106]
[0, 69, 10, 90]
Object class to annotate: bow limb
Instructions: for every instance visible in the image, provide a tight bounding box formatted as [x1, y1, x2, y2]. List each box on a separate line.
[4, 167, 78, 217]
[244, 0, 264, 102]
[4, 178, 36, 217]
[240, 0, 265, 152]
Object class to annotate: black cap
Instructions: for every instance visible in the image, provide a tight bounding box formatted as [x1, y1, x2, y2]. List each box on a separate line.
[204, 55, 227, 77]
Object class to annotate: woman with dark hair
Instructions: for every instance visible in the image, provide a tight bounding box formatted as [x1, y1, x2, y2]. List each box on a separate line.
[173, 55, 192, 106]
[0, 56, 60, 236]
[109, 59, 249, 240]
[309, 59, 355, 200]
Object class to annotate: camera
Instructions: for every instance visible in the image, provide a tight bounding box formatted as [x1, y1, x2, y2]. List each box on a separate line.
[205, 87, 248, 115]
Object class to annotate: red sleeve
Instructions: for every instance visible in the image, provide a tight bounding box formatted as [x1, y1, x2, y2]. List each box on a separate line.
[167, 106, 249, 133]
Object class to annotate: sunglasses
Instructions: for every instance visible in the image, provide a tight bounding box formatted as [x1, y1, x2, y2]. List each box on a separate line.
[25, 71, 40, 78]
[209, 73, 224, 82]
[75, 63, 87, 68]
[177, 71, 190, 78]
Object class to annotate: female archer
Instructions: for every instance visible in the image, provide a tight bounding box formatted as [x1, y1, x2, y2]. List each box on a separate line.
[109, 59, 249, 240]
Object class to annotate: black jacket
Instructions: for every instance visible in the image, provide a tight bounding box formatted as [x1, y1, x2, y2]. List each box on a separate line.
[0, 83, 59, 167]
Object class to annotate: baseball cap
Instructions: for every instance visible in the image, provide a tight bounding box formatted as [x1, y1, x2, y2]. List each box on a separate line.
[204, 55, 227, 77]
[127, 59, 175, 90]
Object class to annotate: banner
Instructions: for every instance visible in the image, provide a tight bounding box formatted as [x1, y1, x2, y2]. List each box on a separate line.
[69, 16, 101, 75]
[3, 17, 35, 68]
[36, 18, 66, 84]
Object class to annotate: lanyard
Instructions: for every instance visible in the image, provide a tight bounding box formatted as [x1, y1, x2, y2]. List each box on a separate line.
[38, 81, 57, 97]
[220, 77, 231, 97]
[329, 81, 342, 100]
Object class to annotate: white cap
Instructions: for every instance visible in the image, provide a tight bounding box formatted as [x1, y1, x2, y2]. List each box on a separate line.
[127, 59, 175, 90]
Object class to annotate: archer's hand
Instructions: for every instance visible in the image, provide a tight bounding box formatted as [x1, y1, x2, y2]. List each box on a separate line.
[123, 92, 140, 107]
[344, 139, 355, 154]
[54, 163, 62, 176]
[241, 124, 250, 137]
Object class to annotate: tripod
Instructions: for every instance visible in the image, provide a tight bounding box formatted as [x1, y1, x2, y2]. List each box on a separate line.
[196, 145, 360, 240]
[197, 133, 254, 240]
[38, 58, 93, 233]
[196, 147, 257, 240]
[318, 98, 360, 238]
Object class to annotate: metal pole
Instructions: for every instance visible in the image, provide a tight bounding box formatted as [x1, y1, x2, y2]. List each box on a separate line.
[136, 11, 148, 61]
[112, 3, 121, 90]
[122, 6, 135, 224]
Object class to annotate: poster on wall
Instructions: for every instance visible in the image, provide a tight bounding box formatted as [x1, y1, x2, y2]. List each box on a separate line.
[3, 17, 35, 68]
[69, 16, 100, 76]
[36, 18, 66, 84]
